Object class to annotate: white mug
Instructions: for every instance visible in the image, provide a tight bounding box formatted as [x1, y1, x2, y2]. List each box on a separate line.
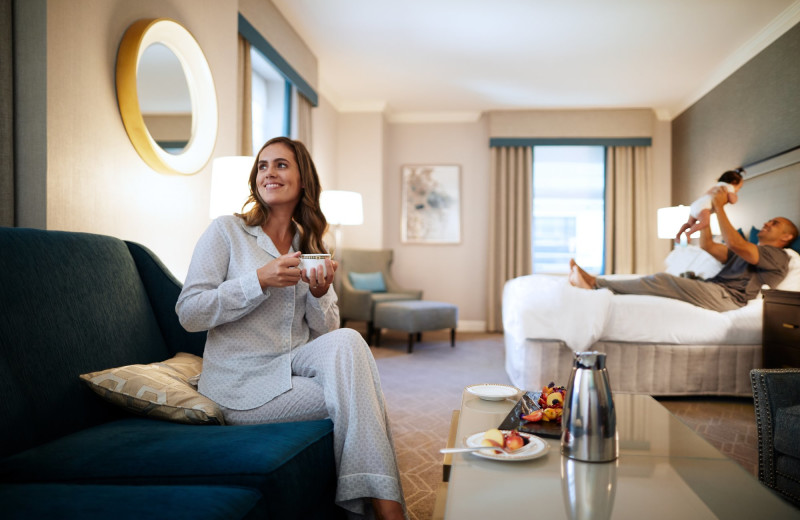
[299, 254, 330, 279]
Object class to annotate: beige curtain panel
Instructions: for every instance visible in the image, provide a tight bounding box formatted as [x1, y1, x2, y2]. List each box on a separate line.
[487, 146, 533, 332]
[604, 146, 654, 275]
[292, 88, 313, 149]
[237, 35, 253, 156]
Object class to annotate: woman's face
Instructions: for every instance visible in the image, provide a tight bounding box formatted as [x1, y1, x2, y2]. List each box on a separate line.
[255, 142, 303, 211]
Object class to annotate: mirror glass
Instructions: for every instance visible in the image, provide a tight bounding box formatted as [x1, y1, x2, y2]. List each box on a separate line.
[137, 43, 193, 155]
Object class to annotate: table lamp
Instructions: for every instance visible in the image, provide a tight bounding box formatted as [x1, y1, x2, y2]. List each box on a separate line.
[320, 190, 364, 257]
[657, 205, 721, 246]
[209, 156, 254, 218]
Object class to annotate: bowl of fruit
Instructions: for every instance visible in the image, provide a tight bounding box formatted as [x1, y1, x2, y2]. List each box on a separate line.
[522, 383, 566, 424]
[497, 382, 567, 438]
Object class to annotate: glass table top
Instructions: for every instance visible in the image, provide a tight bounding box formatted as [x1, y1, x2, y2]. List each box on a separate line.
[443, 391, 800, 519]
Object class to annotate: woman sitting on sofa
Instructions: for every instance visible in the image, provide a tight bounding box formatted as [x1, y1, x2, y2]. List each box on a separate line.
[176, 137, 406, 520]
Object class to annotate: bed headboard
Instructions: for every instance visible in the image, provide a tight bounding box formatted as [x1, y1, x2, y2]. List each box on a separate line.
[727, 153, 800, 234]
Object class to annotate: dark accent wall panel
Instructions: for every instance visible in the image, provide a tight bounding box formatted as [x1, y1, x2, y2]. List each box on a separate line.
[672, 22, 800, 204]
[13, 0, 47, 229]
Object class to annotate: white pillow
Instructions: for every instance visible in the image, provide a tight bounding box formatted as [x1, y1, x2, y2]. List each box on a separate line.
[775, 248, 800, 291]
[663, 245, 724, 280]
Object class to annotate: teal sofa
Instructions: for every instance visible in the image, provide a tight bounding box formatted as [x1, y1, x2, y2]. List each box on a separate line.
[0, 227, 343, 519]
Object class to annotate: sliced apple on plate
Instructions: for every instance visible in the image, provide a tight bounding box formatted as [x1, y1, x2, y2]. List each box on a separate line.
[481, 428, 505, 448]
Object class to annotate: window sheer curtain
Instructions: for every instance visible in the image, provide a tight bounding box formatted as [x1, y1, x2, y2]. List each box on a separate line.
[237, 35, 253, 156]
[604, 146, 654, 274]
[487, 146, 532, 332]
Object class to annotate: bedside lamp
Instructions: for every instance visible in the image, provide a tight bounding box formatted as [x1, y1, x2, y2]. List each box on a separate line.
[209, 156, 254, 218]
[320, 190, 364, 257]
[658, 205, 720, 246]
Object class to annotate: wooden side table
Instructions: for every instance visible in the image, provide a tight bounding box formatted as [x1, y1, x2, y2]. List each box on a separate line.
[762, 289, 800, 368]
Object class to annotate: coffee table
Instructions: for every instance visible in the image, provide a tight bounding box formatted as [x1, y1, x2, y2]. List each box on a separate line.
[433, 389, 800, 519]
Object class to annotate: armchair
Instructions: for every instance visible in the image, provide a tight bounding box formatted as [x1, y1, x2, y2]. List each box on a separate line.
[338, 249, 422, 344]
[750, 368, 800, 507]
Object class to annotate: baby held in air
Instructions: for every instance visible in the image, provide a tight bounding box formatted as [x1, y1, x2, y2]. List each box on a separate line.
[676, 169, 744, 242]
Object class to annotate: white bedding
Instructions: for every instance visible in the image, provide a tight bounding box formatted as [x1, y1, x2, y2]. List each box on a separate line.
[502, 274, 762, 351]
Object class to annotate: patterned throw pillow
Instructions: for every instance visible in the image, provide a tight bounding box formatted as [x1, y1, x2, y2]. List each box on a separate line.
[348, 271, 387, 292]
[79, 352, 224, 425]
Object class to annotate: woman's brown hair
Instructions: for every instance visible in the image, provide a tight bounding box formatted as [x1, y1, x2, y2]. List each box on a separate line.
[236, 137, 329, 254]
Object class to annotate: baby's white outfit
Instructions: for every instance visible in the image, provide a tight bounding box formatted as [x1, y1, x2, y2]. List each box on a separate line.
[690, 181, 735, 218]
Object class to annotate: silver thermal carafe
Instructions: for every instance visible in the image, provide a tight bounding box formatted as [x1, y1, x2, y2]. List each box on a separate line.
[561, 351, 618, 462]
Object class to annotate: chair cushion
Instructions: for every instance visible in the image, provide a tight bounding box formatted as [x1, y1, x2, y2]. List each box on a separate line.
[349, 271, 387, 292]
[1, 483, 261, 520]
[774, 404, 800, 459]
[0, 418, 337, 518]
[79, 352, 224, 425]
[370, 293, 420, 305]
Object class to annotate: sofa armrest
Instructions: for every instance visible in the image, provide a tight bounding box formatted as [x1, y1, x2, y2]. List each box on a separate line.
[750, 368, 800, 488]
[126, 241, 207, 357]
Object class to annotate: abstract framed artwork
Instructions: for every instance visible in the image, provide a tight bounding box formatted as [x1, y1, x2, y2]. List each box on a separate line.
[401, 164, 461, 244]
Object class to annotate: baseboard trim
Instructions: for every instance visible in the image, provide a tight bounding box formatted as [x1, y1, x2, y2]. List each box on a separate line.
[457, 320, 486, 332]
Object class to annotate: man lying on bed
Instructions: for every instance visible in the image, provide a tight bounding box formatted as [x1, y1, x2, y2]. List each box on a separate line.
[569, 187, 799, 312]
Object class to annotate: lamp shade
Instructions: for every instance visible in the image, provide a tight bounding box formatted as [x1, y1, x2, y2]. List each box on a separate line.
[320, 190, 364, 226]
[209, 156, 254, 218]
[657, 205, 720, 239]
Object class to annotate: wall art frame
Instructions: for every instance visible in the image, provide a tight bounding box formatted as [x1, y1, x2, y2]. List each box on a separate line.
[401, 164, 461, 244]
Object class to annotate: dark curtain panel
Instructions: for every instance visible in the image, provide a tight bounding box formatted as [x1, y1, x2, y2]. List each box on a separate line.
[0, 0, 14, 227]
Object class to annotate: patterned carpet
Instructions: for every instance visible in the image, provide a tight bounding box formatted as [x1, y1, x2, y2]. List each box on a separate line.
[369, 330, 759, 520]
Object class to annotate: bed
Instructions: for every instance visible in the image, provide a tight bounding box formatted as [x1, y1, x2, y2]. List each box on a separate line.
[503, 151, 800, 397]
[502, 243, 800, 397]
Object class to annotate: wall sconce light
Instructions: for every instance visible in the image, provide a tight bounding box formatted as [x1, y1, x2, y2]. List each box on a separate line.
[209, 156, 254, 219]
[320, 190, 364, 255]
[657, 205, 720, 245]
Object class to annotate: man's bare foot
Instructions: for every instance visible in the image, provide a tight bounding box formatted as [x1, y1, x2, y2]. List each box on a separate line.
[568, 259, 597, 289]
[372, 498, 404, 520]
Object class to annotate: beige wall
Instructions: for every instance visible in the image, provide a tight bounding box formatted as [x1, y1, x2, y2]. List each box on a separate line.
[311, 94, 339, 192]
[46, 0, 238, 282]
[313, 106, 675, 328]
[142, 114, 192, 141]
[334, 112, 386, 250]
[489, 108, 658, 138]
[44, 0, 316, 282]
[40, 1, 680, 330]
[384, 118, 491, 329]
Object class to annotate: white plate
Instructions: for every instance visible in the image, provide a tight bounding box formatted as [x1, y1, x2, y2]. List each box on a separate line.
[464, 431, 550, 461]
[465, 383, 519, 401]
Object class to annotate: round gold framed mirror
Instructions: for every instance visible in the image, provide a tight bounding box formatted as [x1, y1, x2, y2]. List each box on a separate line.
[116, 18, 218, 175]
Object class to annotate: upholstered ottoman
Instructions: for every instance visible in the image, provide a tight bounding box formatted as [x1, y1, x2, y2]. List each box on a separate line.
[373, 301, 458, 353]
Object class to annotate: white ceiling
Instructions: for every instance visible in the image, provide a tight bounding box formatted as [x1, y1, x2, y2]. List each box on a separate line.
[271, 0, 800, 121]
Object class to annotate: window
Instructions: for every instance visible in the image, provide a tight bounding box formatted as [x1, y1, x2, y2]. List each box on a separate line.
[250, 46, 289, 153]
[532, 146, 605, 274]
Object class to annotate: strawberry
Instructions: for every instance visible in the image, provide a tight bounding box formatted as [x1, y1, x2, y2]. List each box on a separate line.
[521, 410, 543, 422]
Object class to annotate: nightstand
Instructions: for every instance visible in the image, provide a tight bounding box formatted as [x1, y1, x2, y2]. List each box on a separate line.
[762, 289, 800, 368]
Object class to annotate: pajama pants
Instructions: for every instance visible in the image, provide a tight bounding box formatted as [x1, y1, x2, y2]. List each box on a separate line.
[220, 328, 406, 519]
[596, 272, 740, 312]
